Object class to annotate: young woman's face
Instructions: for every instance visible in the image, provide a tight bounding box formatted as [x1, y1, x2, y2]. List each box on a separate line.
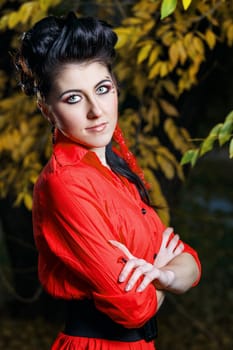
[45, 61, 118, 158]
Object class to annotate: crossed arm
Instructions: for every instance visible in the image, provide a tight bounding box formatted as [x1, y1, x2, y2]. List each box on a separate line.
[109, 227, 200, 305]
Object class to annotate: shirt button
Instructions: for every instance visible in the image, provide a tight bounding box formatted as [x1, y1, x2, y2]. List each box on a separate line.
[141, 208, 147, 214]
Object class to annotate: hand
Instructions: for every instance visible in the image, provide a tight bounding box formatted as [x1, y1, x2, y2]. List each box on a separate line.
[154, 227, 184, 268]
[109, 240, 175, 292]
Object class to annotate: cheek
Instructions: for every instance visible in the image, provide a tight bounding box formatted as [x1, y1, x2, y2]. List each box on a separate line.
[112, 94, 118, 114]
[52, 108, 78, 127]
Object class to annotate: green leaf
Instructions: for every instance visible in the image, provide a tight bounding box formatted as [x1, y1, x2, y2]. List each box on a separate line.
[209, 123, 223, 136]
[161, 0, 177, 19]
[229, 138, 233, 158]
[218, 119, 233, 146]
[200, 135, 217, 156]
[225, 110, 233, 122]
[180, 149, 199, 167]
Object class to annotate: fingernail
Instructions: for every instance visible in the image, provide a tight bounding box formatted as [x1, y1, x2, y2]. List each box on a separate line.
[136, 286, 143, 292]
[125, 283, 131, 291]
[119, 275, 124, 282]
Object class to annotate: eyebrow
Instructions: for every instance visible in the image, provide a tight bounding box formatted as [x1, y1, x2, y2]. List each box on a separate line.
[58, 77, 112, 99]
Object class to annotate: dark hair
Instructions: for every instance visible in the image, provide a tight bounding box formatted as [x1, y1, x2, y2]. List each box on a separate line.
[15, 12, 117, 98]
[106, 143, 150, 204]
[15, 12, 150, 205]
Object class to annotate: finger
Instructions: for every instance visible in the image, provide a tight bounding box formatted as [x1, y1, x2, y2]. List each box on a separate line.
[125, 263, 153, 291]
[109, 240, 134, 259]
[173, 242, 184, 256]
[136, 268, 161, 292]
[119, 258, 145, 283]
[167, 234, 180, 253]
[161, 227, 174, 249]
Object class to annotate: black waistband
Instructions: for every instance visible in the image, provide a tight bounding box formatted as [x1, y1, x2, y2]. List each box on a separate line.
[64, 299, 157, 342]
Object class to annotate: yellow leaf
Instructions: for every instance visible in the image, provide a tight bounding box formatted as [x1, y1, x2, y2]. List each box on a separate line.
[143, 168, 170, 225]
[156, 154, 175, 180]
[20, 121, 29, 135]
[29, 173, 39, 184]
[144, 100, 160, 132]
[177, 40, 187, 64]
[159, 99, 179, 117]
[133, 72, 147, 97]
[0, 14, 8, 31]
[124, 17, 143, 25]
[8, 12, 19, 29]
[133, 0, 159, 15]
[193, 37, 205, 56]
[178, 74, 192, 93]
[39, 0, 60, 11]
[157, 24, 172, 37]
[205, 29, 216, 49]
[114, 28, 132, 49]
[182, 0, 192, 10]
[196, 2, 209, 15]
[184, 33, 194, 48]
[180, 127, 192, 144]
[160, 62, 169, 77]
[156, 145, 184, 180]
[161, 31, 174, 46]
[19, 135, 35, 156]
[137, 43, 152, 64]
[39, 0, 49, 11]
[14, 192, 25, 207]
[19, 2, 35, 24]
[169, 42, 180, 68]
[23, 152, 37, 167]
[142, 20, 155, 34]
[133, 10, 151, 21]
[24, 193, 33, 210]
[164, 118, 190, 153]
[227, 24, 233, 46]
[140, 146, 159, 170]
[162, 80, 179, 98]
[148, 47, 161, 67]
[115, 62, 131, 81]
[189, 53, 202, 78]
[148, 61, 162, 79]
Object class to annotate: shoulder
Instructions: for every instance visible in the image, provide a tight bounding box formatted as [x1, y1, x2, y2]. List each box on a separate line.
[33, 150, 109, 207]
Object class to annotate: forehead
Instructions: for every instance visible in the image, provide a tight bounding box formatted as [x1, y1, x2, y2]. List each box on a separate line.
[54, 61, 111, 89]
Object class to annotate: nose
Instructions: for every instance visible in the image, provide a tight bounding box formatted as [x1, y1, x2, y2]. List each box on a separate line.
[87, 97, 102, 119]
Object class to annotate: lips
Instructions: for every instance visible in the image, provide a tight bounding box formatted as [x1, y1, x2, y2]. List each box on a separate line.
[85, 122, 108, 132]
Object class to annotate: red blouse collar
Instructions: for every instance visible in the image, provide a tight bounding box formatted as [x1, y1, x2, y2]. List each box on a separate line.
[52, 128, 139, 197]
[53, 128, 89, 166]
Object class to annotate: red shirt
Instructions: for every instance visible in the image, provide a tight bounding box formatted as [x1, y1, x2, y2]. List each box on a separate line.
[33, 131, 201, 349]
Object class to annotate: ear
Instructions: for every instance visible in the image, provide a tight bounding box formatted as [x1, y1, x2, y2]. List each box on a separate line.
[37, 100, 54, 124]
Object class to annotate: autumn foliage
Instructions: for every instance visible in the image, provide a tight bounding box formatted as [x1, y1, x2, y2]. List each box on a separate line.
[0, 0, 232, 223]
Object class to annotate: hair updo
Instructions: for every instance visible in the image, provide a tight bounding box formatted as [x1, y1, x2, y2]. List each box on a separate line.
[15, 12, 118, 98]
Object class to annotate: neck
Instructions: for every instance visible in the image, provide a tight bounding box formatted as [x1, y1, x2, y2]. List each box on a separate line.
[92, 147, 109, 168]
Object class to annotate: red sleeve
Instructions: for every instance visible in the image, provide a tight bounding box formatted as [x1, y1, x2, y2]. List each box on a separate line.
[34, 171, 157, 328]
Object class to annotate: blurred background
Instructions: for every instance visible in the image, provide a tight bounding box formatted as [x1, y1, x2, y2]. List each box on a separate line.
[0, 1, 232, 349]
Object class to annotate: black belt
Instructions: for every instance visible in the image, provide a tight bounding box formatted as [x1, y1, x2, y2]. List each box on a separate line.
[64, 299, 157, 342]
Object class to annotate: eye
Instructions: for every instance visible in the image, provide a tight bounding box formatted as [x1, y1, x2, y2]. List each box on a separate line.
[96, 85, 110, 95]
[66, 94, 82, 104]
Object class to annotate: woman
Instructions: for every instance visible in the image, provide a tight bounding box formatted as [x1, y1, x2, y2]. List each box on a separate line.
[15, 12, 201, 350]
